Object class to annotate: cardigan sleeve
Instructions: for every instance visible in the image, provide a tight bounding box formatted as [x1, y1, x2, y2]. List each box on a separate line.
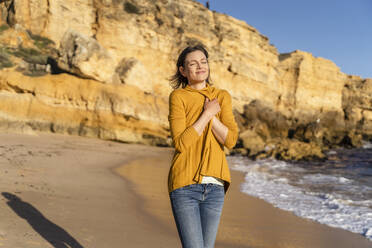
[220, 90, 239, 149]
[168, 91, 200, 153]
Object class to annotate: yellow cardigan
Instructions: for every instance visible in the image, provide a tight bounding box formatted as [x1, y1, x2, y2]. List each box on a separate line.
[168, 84, 239, 193]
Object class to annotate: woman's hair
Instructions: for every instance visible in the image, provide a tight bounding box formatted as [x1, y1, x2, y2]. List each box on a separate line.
[169, 44, 212, 89]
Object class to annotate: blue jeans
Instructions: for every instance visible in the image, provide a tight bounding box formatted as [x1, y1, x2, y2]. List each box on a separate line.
[169, 183, 225, 248]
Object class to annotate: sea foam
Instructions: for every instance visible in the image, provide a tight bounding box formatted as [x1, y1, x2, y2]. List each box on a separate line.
[229, 156, 372, 241]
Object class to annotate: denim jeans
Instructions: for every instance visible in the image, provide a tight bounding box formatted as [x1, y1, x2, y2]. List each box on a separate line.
[169, 183, 225, 248]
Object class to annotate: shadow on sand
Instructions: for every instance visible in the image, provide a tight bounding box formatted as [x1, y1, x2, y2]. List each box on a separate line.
[2, 192, 84, 248]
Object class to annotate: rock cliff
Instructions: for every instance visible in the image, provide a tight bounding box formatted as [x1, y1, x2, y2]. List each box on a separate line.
[0, 0, 371, 160]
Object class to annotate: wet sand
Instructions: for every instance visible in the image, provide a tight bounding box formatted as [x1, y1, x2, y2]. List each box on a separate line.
[0, 132, 371, 247]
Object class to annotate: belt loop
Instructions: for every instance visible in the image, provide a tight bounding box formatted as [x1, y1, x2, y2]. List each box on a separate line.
[203, 183, 207, 193]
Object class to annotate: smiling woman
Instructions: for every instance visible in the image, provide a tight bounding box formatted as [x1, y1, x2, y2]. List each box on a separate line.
[167, 44, 239, 248]
[170, 45, 212, 89]
[179, 50, 209, 86]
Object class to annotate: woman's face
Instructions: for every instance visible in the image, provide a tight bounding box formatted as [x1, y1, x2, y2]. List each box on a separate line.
[180, 50, 209, 85]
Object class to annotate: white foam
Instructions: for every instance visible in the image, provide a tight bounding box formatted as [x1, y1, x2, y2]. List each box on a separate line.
[300, 174, 353, 184]
[363, 228, 372, 240]
[362, 141, 372, 149]
[327, 150, 337, 155]
[229, 156, 372, 241]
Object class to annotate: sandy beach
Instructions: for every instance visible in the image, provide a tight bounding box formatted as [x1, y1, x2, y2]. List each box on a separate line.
[0, 132, 371, 248]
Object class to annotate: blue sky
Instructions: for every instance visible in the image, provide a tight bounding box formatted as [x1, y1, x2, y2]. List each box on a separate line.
[196, 0, 372, 79]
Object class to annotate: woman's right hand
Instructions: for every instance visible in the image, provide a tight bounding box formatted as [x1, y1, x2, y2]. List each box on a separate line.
[204, 98, 220, 117]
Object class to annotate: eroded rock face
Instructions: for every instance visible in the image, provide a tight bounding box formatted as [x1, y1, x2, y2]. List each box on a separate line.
[343, 77, 372, 140]
[0, 68, 169, 146]
[57, 30, 117, 83]
[2, 0, 279, 102]
[0, 0, 371, 160]
[115, 57, 153, 93]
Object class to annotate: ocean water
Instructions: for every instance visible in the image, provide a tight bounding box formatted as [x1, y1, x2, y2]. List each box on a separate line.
[228, 142, 372, 241]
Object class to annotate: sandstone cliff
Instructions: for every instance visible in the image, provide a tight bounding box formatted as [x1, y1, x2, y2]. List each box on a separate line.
[0, 0, 371, 160]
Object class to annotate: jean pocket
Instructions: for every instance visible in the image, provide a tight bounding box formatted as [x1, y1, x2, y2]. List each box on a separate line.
[210, 184, 225, 194]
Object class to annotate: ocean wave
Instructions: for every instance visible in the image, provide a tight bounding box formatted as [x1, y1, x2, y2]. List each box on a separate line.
[362, 141, 372, 149]
[229, 156, 372, 241]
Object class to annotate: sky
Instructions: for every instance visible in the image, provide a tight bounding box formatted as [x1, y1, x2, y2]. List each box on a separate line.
[195, 0, 372, 79]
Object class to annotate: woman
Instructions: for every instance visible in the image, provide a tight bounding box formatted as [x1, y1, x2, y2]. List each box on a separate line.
[168, 44, 239, 248]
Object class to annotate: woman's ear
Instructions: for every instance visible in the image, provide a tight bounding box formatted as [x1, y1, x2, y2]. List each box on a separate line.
[179, 66, 186, 77]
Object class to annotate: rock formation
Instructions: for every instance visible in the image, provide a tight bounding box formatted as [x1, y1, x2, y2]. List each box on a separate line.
[0, 0, 371, 160]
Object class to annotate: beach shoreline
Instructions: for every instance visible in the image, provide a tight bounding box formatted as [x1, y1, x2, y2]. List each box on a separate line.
[0, 132, 371, 247]
[115, 156, 372, 248]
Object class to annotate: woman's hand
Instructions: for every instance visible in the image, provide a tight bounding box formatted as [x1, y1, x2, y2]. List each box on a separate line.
[192, 98, 221, 136]
[204, 98, 220, 117]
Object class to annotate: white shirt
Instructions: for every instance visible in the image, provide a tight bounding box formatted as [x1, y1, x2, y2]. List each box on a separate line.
[201, 176, 224, 186]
